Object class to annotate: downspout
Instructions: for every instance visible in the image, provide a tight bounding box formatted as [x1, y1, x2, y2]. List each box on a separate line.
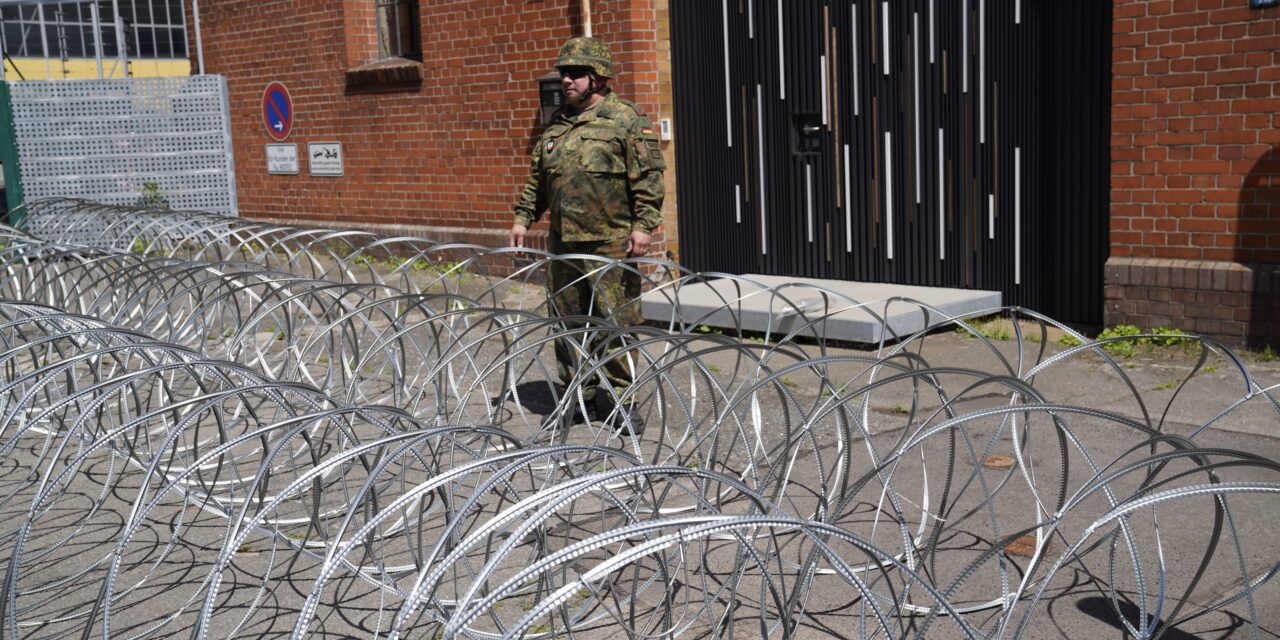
[193, 0, 206, 75]
[581, 0, 591, 37]
[90, 2, 105, 79]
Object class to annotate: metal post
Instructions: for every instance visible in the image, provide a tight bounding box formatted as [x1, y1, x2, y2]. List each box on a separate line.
[91, 2, 105, 79]
[37, 3, 51, 80]
[193, 0, 205, 75]
[0, 80, 25, 226]
[112, 0, 126, 78]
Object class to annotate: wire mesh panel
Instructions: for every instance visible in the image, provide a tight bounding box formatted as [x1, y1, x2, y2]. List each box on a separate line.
[7, 75, 237, 231]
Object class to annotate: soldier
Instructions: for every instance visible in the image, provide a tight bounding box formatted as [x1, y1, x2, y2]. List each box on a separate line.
[509, 36, 666, 435]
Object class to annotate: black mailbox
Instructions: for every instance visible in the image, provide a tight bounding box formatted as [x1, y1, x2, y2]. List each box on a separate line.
[538, 71, 564, 125]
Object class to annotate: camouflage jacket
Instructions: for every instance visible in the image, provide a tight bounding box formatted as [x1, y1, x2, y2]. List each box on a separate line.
[513, 92, 666, 242]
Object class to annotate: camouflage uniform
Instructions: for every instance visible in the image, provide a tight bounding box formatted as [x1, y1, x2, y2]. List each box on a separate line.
[514, 58, 666, 399]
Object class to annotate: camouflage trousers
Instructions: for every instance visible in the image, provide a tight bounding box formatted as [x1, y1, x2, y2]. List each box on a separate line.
[548, 238, 643, 400]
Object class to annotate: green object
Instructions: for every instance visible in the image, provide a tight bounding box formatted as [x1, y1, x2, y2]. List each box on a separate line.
[0, 80, 23, 227]
[513, 92, 665, 240]
[555, 37, 616, 78]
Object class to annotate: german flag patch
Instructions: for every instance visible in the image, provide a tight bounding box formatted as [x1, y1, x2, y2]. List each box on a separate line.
[641, 127, 654, 135]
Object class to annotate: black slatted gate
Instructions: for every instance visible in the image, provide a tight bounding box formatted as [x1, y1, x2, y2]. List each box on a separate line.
[671, 0, 1110, 326]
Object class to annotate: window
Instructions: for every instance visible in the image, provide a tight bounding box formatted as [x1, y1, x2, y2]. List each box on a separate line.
[376, 0, 420, 60]
[0, 0, 186, 60]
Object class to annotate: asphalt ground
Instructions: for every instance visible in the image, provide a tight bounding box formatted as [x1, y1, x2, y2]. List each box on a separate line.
[7, 315, 1278, 639]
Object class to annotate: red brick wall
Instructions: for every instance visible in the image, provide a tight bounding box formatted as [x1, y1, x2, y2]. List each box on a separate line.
[184, 0, 670, 254]
[1111, 0, 1280, 263]
[1108, 0, 1280, 347]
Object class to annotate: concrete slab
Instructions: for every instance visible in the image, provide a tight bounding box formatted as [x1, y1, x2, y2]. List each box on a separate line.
[642, 274, 1002, 343]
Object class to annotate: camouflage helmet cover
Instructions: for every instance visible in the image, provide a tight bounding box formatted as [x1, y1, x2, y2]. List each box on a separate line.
[555, 37, 615, 78]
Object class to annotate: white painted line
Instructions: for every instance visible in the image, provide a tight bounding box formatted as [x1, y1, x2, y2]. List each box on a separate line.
[881, 1, 890, 75]
[988, 194, 995, 240]
[885, 130, 894, 260]
[938, 127, 946, 261]
[820, 55, 829, 126]
[845, 143, 853, 252]
[914, 11, 921, 204]
[778, 0, 786, 100]
[1015, 147, 1022, 284]
[979, 0, 985, 144]
[962, 0, 969, 93]
[806, 162, 815, 243]
[757, 84, 768, 255]
[723, 0, 733, 148]
[852, 7, 860, 116]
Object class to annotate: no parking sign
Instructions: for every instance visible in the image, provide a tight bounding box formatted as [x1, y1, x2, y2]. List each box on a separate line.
[261, 82, 293, 141]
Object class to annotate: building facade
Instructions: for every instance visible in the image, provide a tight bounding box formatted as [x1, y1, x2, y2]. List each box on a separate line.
[82, 0, 1277, 348]
[179, 0, 676, 258]
[1107, 0, 1280, 348]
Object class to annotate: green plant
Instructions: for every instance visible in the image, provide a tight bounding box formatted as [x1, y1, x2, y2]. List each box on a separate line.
[1058, 334, 1084, 347]
[130, 238, 154, 255]
[1148, 326, 1192, 347]
[891, 404, 910, 415]
[137, 180, 170, 208]
[1154, 380, 1178, 391]
[1255, 346, 1278, 362]
[326, 241, 352, 258]
[780, 376, 796, 387]
[984, 325, 1013, 340]
[705, 363, 721, 374]
[956, 316, 1012, 340]
[1096, 324, 1143, 358]
[1204, 365, 1219, 374]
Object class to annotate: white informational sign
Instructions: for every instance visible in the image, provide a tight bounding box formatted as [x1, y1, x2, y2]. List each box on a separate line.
[265, 144, 299, 174]
[308, 142, 344, 177]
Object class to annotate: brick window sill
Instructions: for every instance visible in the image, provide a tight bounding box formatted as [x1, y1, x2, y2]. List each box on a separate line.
[345, 57, 423, 91]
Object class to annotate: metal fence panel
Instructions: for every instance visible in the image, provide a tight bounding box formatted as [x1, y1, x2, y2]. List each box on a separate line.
[8, 75, 237, 223]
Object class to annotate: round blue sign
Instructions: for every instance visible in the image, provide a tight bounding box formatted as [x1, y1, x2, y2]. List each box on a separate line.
[262, 82, 293, 141]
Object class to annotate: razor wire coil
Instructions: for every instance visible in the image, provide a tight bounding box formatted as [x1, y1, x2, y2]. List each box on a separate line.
[0, 198, 1275, 638]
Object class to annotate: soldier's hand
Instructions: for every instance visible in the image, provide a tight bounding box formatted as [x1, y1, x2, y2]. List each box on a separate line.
[509, 224, 528, 251]
[627, 229, 652, 258]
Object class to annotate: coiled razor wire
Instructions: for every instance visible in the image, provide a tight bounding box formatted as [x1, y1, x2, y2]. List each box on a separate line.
[0, 197, 1275, 638]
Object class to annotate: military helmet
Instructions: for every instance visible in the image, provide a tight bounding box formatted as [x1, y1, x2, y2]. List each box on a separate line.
[555, 37, 615, 78]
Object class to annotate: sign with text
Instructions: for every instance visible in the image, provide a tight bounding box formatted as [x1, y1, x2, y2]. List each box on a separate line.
[308, 142, 344, 177]
[265, 144, 299, 174]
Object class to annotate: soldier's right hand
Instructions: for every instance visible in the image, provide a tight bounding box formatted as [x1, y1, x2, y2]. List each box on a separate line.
[509, 224, 528, 251]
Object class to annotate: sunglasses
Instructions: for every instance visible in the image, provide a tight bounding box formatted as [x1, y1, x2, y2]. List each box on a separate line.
[559, 67, 592, 80]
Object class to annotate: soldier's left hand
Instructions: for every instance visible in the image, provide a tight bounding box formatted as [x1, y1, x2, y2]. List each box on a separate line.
[627, 230, 652, 258]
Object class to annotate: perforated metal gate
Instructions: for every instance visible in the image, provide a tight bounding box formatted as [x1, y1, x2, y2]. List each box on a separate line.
[8, 75, 237, 221]
[671, 1, 1110, 327]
